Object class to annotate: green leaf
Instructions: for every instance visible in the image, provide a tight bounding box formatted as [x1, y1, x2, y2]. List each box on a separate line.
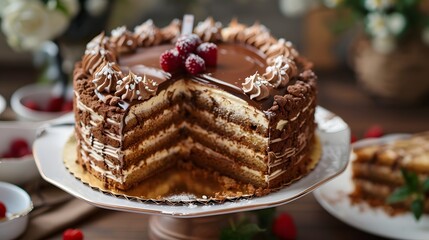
[236, 223, 265, 239]
[254, 208, 276, 229]
[423, 178, 429, 192]
[220, 220, 265, 240]
[411, 198, 424, 221]
[387, 186, 411, 204]
[401, 169, 419, 192]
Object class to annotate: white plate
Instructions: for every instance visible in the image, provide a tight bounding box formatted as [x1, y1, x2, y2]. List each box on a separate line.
[33, 106, 350, 217]
[0, 94, 5, 116]
[314, 135, 429, 240]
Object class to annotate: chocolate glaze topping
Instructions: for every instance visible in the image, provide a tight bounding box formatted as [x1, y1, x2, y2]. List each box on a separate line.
[78, 18, 315, 112]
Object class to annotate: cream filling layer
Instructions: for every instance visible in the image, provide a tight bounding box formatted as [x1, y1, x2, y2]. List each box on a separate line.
[123, 104, 180, 138]
[193, 142, 285, 184]
[186, 123, 266, 166]
[187, 81, 269, 127]
[123, 124, 181, 155]
[124, 79, 269, 128]
[186, 107, 268, 147]
[85, 145, 182, 184]
[125, 80, 189, 124]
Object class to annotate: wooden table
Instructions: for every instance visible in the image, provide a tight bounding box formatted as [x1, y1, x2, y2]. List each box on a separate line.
[1, 66, 428, 240]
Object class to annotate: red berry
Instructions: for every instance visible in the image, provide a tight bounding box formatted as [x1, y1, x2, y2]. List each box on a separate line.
[160, 49, 182, 73]
[364, 125, 384, 138]
[185, 54, 206, 75]
[17, 147, 32, 158]
[196, 42, 218, 67]
[63, 229, 83, 240]
[0, 201, 6, 218]
[62, 101, 74, 112]
[272, 213, 297, 240]
[2, 152, 14, 159]
[23, 100, 40, 111]
[175, 34, 201, 55]
[46, 97, 64, 112]
[10, 138, 29, 156]
[351, 134, 358, 143]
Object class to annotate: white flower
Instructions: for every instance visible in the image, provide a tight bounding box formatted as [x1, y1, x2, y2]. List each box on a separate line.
[324, 0, 343, 8]
[366, 12, 389, 37]
[279, 0, 317, 17]
[85, 0, 109, 16]
[422, 27, 429, 46]
[1, 1, 70, 51]
[372, 35, 396, 54]
[46, 0, 79, 18]
[0, 0, 14, 16]
[59, 0, 80, 18]
[364, 0, 395, 11]
[387, 12, 406, 35]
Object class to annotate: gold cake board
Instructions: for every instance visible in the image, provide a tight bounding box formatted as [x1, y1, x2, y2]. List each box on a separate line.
[63, 133, 322, 205]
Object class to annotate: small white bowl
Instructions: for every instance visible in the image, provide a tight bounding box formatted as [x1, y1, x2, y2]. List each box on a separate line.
[0, 94, 5, 116]
[0, 182, 33, 240]
[11, 83, 72, 121]
[0, 121, 41, 185]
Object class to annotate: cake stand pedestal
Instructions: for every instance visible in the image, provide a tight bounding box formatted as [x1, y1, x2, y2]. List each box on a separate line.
[148, 215, 236, 240]
[33, 107, 350, 239]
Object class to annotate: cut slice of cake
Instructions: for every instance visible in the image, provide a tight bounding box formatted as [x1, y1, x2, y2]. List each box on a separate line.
[73, 17, 318, 193]
[351, 132, 429, 213]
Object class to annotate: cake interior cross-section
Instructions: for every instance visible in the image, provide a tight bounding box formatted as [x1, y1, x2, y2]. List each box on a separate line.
[72, 17, 319, 195]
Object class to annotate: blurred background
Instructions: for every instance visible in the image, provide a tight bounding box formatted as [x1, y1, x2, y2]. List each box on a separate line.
[0, 0, 348, 68]
[0, 1, 429, 239]
[1, 0, 429, 105]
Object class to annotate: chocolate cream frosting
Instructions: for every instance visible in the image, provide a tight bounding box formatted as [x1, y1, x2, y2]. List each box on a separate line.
[77, 17, 316, 113]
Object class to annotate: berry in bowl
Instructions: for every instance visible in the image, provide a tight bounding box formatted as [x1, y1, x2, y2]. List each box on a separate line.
[11, 83, 73, 121]
[0, 182, 33, 240]
[0, 122, 40, 185]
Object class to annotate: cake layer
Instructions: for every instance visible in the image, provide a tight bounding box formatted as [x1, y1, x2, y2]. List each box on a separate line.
[185, 108, 268, 153]
[186, 80, 269, 134]
[186, 123, 267, 171]
[352, 179, 429, 213]
[351, 132, 429, 214]
[352, 162, 404, 186]
[189, 142, 267, 187]
[123, 80, 188, 132]
[123, 104, 184, 148]
[78, 142, 186, 190]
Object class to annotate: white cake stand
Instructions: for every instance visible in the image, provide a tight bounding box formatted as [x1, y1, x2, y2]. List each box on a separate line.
[33, 106, 350, 239]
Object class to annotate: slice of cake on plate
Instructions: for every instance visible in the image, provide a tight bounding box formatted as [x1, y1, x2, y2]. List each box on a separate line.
[73, 17, 319, 194]
[351, 132, 429, 214]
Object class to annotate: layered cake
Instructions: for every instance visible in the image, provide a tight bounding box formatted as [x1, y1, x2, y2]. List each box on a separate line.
[73, 17, 318, 193]
[351, 132, 429, 213]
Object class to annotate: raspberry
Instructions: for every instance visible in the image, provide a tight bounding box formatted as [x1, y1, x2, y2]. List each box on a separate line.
[10, 138, 29, 156]
[272, 213, 297, 240]
[62, 101, 74, 112]
[63, 229, 84, 240]
[175, 34, 201, 55]
[46, 97, 64, 112]
[364, 125, 384, 138]
[17, 147, 32, 158]
[160, 49, 181, 73]
[1, 152, 14, 159]
[196, 42, 217, 67]
[0, 201, 6, 218]
[23, 100, 40, 111]
[185, 54, 206, 75]
[351, 134, 358, 143]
